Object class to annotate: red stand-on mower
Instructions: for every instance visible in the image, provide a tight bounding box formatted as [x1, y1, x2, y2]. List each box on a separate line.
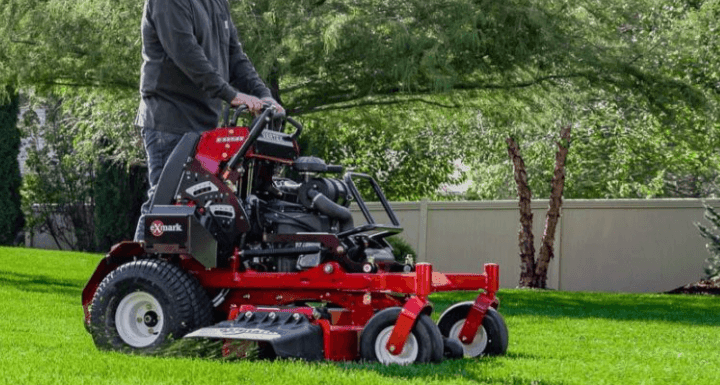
[82, 107, 509, 365]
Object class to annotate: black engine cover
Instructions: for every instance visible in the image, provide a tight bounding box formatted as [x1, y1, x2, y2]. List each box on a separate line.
[264, 200, 332, 234]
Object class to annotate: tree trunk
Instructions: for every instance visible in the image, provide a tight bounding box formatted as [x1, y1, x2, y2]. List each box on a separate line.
[43, 214, 64, 251]
[507, 137, 535, 287]
[534, 126, 572, 288]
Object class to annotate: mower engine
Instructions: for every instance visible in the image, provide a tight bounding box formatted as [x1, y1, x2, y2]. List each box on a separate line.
[141, 107, 399, 273]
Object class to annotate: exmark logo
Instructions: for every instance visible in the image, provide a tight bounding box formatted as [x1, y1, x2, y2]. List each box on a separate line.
[185, 327, 281, 341]
[149, 221, 183, 237]
[216, 136, 245, 143]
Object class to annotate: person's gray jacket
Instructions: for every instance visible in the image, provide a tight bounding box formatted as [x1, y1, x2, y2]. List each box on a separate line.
[135, 0, 272, 134]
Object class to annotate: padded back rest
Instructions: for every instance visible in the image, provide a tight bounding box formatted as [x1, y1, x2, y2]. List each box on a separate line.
[150, 132, 201, 207]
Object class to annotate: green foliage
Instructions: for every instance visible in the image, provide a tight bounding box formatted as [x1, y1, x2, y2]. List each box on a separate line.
[695, 203, 720, 279]
[0, 88, 22, 245]
[1, 0, 144, 164]
[459, 0, 720, 200]
[298, 100, 471, 200]
[241, 0, 720, 200]
[0, 0, 141, 93]
[19, 91, 147, 251]
[1, 0, 720, 203]
[19, 92, 96, 250]
[385, 235, 416, 262]
[93, 163, 147, 251]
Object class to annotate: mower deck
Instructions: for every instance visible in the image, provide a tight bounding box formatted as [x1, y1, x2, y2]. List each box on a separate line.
[180, 260, 498, 361]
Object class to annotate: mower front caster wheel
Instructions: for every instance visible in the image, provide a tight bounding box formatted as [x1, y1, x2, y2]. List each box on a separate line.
[360, 307, 443, 365]
[437, 303, 509, 358]
[89, 259, 213, 353]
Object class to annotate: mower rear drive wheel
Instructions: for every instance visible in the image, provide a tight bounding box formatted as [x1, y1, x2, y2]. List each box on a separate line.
[437, 304, 508, 357]
[360, 307, 436, 365]
[89, 259, 213, 353]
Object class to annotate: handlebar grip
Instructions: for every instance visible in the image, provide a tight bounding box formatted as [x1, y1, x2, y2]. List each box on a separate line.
[271, 107, 286, 121]
[226, 108, 273, 171]
[222, 105, 230, 127]
[230, 105, 250, 127]
[287, 116, 303, 139]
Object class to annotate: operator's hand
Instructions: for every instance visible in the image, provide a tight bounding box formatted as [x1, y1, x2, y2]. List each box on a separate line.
[230, 92, 264, 114]
[262, 97, 285, 115]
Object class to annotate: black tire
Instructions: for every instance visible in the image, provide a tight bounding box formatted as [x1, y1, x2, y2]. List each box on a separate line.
[89, 259, 213, 353]
[437, 304, 509, 357]
[417, 313, 444, 363]
[360, 307, 434, 365]
[443, 337, 465, 359]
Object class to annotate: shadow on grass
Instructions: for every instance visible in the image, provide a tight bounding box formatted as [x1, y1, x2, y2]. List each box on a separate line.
[161, 340, 560, 385]
[334, 353, 564, 385]
[0, 269, 85, 296]
[432, 290, 720, 327]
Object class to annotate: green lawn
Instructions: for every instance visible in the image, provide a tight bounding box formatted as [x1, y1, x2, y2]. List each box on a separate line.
[1, 246, 718, 385]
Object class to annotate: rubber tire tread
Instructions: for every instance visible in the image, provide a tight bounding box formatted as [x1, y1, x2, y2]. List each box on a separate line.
[89, 259, 213, 353]
[417, 313, 444, 362]
[437, 305, 509, 357]
[443, 337, 465, 359]
[359, 307, 433, 364]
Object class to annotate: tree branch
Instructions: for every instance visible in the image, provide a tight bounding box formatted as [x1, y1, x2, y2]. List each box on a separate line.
[38, 80, 137, 90]
[10, 39, 39, 46]
[455, 73, 590, 90]
[534, 125, 572, 288]
[285, 72, 593, 114]
[290, 97, 460, 115]
[507, 136, 536, 288]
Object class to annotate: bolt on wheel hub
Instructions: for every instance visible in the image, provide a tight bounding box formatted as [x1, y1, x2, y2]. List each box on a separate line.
[449, 319, 488, 357]
[374, 326, 418, 365]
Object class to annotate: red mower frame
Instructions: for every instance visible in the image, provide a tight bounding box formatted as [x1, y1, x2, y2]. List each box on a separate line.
[83, 242, 500, 361]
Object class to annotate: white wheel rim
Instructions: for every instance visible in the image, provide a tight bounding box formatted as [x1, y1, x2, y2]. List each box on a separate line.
[115, 291, 164, 348]
[374, 326, 419, 365]
[449, 319, 488, 357]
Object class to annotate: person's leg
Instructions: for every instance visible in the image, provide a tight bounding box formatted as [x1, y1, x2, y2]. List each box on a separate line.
[134, 128, 185, 242]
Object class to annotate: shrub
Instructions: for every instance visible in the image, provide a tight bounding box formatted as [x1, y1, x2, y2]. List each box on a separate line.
[0, 89, 24, 245]
[385, 235, 417, 262]
[93, 162, 147, 250]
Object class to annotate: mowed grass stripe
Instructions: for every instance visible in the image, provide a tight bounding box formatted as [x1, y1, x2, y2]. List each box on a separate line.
[1, 246, 718, 385]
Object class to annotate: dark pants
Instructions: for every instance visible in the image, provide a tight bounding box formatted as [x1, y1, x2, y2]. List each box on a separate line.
[134, 127, 185, 242]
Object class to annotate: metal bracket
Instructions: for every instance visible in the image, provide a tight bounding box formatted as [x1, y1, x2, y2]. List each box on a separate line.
[385, 296, 427, 355]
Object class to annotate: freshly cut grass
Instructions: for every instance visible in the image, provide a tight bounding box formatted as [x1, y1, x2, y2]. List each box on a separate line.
[1, 246, 719, 385]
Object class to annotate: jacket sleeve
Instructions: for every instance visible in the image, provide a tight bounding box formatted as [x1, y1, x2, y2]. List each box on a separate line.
[227, 18, 272, 99]
[150, 0, 237, 103]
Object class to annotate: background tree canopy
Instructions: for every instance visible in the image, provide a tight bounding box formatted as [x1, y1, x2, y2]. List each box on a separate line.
[1, 0, 719, 204]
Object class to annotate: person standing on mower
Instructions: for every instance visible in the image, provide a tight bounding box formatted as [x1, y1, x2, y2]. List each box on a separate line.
[133, 0, 283, 242]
